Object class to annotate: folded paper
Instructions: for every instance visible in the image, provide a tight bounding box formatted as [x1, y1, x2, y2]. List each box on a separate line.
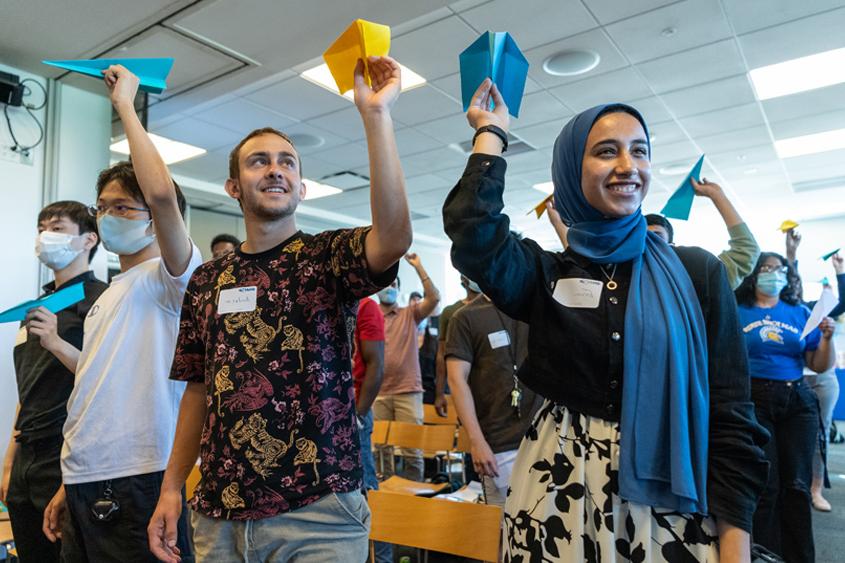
[0, 282, 85, 324]
[323, 19, 390, 94]
[821, 248, 840, 261]
[660, 155, 705, 221]
[460, 31, 529, 118]
[800, 287, 839, 340]
[778, 220, 799, 233]
[529, 194, 554, 218]
[43, 58, 174, 94]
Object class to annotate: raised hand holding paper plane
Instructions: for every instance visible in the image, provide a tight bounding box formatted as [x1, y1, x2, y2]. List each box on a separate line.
[103, 65, 140, 110]
[324, 19, 391, 94]
[660, 155, 704, 220]
[460, 31, 529, 117]
[42, 58, 173, 94]
[353, 56, 401, 114]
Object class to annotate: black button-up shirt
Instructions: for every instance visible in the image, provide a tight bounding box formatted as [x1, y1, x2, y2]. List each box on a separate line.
[443, 153, 769, 533]
[14, 271, 108, 440]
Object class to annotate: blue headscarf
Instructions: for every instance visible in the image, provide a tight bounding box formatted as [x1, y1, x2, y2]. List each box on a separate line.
[552, 104, 709, 514]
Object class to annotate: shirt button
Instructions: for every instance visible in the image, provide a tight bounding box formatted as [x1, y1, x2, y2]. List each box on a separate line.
[482, 160, 491, 166]
[607, 404, 615, 414]
[609, 380, 619, 390]
[609, 296, 618, 305]
[611, 331, 621, 342]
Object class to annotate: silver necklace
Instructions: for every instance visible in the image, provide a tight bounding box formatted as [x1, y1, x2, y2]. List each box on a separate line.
[598, 263, 618, 290]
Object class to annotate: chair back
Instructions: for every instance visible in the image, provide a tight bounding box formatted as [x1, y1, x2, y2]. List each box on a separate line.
[386, 421, 456, 452]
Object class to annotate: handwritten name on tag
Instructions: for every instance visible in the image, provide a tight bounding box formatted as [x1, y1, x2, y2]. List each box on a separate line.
[218, 286, 258, 314]
[552, 278, 602, 309]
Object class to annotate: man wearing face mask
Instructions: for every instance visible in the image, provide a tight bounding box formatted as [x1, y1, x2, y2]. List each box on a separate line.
[1, 201, 106, 563]
[38, 66, 202, 562]
[373, 253, 440, 480]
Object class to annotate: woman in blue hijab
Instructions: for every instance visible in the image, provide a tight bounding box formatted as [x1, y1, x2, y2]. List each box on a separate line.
[443, 79, 769, 562]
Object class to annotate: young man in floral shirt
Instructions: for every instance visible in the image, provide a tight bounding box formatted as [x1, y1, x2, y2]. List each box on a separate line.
[148, 56, 411, 563]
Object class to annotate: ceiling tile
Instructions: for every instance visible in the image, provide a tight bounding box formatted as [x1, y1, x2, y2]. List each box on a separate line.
[782, 150, 845, 184]
[625, 96, 674, 125]
[512, 120, 566, 149]
[722, 0, 844, 35]
[658, 74, 756, 118]
[694, 126, 772, 154]
[761, 83, 845, 124]
[282, 122, 348, 156]
[651, 139, 701, 166]
[587, 0, 679, 25]
[769, 108, 845, 140]
[524, 28, 628, 89]
[708, 144, 780, 170]
[459, 0, 597, 51]
[300, 155, 347, 180]
[392, 85, 462, 126]
[636, 39, 745, 94]
[391, 15, 478, 82]
[738, 6, 845, 69]
[414, 112, 473, 145]
[245, 76, 350, 121]
[309, 142, 370, 171]
[192, 99, 297, 136]
[504, 150, 552, 175]
[605, 0, 732, 64]
[153, 116, 243, 152]
[510, 91, 571, 128]
[401, 146, 469, 175]
[169, 148, 230, 182]
[430, 72, 541, 103]
[550, 67, 652, 112]
[647, 119, 689, 146]
[405, 174, 453, 195]
[394, 128, 444, 157]
[309, 107, 368, 141]
[678, 103, 766, 137]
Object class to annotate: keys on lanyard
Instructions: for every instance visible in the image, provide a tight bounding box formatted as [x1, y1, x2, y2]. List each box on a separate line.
[511, 370, 522, 418]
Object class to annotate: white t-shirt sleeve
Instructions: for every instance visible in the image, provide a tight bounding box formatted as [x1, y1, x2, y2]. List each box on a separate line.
[153, 243, 203, 314]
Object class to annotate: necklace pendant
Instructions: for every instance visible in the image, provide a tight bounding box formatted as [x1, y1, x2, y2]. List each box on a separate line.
[606, 280, 618, 291]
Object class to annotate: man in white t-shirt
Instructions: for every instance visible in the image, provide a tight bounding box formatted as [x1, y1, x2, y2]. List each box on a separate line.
[37, 66, 202, 562]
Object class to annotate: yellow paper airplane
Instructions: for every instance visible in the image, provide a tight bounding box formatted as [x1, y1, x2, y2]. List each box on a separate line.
[778, 220, 799, 233]
[528, 194, 554, 218]
[323, 19, 391, 95]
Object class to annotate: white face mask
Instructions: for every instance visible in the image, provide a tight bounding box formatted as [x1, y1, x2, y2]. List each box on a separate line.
[35, 231, 83, 270]
[97, 215, 155, 255]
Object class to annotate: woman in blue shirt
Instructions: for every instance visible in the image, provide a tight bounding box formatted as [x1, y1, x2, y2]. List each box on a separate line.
[736, 252, 836, 563]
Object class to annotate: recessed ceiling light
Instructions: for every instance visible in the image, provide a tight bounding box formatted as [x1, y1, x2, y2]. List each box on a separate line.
[289, 133, 324, 149]
[110, 133, 206, 165]
[301, 62, 426, 101]
[775, 128, 845, 158]
[660, 27, 677, 38]
[749, 46, 845, 100]
[303, 178, 342, 200]
[532, 181, 554, 194]
[658, 164, 690, 176]
[542, 50, 600, 77]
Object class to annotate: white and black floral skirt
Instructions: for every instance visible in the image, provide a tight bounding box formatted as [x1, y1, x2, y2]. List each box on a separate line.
[504, 401, 719, 562]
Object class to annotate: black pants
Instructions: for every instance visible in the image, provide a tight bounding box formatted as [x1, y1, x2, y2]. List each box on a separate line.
[6, 434, 63, 563]
[62, 471, 194, 563]
[751, 378, 818, 563]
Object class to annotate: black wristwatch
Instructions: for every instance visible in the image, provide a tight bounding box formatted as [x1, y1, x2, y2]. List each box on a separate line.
[473, 124, 508, 152]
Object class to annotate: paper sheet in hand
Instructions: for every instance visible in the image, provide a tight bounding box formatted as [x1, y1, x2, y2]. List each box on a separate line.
[529, 194, 554, 218]
[660, 155, 704, 221]
[323, 19, 391, 95]
[801, 287, 839, 340]
[42, 58, 174, 94]
[460, 31, 529, 117]
[0, 282, 85, 324]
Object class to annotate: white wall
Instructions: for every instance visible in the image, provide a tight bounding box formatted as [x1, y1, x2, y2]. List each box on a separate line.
[0, 62, 47, 461]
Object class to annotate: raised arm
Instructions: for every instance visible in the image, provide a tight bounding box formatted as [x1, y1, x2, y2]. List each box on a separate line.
[353, 57, 412, 275]
[104, 65, 193, 276]
[404, 253, 440, 321]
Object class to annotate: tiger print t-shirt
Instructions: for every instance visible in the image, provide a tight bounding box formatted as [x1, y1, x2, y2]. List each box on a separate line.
[171, 228, 397, 520]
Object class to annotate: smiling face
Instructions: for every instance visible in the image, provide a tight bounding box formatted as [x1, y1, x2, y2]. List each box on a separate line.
[225, 133, 306, 221]
[581, 111, 651, 218]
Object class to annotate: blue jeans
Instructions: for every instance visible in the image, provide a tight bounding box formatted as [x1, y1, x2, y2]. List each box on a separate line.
[358, 410, 393, 563]
[751, 378, 818, 563]
[191, 491, 369, 562]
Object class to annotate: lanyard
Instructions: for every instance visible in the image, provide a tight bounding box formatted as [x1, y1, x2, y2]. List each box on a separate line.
[492, 307, 523, 418]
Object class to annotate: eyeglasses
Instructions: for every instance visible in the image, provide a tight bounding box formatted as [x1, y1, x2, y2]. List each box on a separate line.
[87, 204, 150, 218]
[758, 264, 788, 274]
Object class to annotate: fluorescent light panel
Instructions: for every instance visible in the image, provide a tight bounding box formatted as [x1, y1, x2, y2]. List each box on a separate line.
[301, 63, 426, 101]
[775, 128, 845, 159]
[110, 133, 206, 165]
[749, 47, 845, 100]
[303, 178, 342, 200]
[532, 181, 554, 194]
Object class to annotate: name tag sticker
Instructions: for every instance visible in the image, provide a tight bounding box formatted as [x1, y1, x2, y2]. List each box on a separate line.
[14, 326, 27, 346]
[218, 286, 258, 314]
[488, 330, 511, 349]
[552, 278, 603, 309]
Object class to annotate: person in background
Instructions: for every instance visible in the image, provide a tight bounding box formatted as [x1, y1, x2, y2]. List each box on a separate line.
[645, 178, 759, 289]
[782, 228, 845, 512]
[209, 233, 240, 260]
[374, 253, 440, 480]
[735, 252, 836, 563]
[444, 79, 769, 561]
[445, 294, 542, 506]
[1, 201, 107, 563]
[39, 66, 202, 562]
[433, 275, 480, 415]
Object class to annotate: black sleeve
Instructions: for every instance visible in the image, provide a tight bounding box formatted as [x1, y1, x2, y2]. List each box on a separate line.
[442, 154, 546, 322]
[699, 251, 770, 532]
[830, 272, 845, 318]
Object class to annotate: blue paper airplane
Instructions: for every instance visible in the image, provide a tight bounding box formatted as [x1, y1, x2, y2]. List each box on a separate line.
[0, 282, 86, 323]
[661, 155, 705, 221]
[821, 248, 841, 261]
[42, 58, 174, 94]
[460, 32, 529, 118]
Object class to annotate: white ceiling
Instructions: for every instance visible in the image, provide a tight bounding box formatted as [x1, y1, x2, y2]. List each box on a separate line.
[3, 0, 845, 253]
